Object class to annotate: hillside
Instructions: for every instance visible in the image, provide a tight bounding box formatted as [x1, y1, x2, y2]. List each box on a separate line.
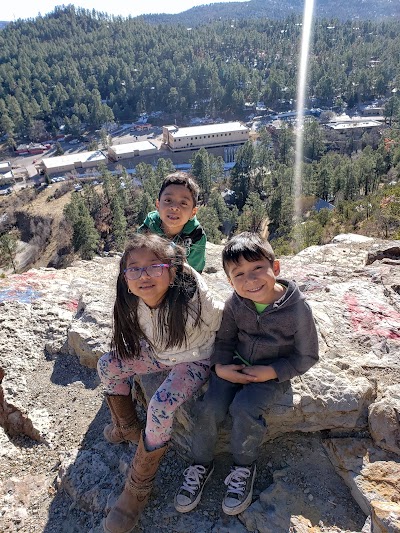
[1, 7, 399, 138]
[142, 0, 400, 24]
[0, 235, 399, 532]
[0, 183, 77, 273]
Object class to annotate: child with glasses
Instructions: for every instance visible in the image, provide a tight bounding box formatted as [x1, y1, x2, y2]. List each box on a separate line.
[97, 233, 223, 533]
[138, 172, 207, 273]
[175, 232, 319, 516]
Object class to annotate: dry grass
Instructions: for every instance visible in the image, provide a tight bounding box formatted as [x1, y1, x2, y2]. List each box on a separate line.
[17, 184, 76, 269]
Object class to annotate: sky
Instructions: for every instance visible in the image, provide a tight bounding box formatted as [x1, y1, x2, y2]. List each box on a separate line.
[2, 0, 248, 22]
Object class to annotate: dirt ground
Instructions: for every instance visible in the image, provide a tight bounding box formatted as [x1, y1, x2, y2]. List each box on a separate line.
[1, 351, 367, 533]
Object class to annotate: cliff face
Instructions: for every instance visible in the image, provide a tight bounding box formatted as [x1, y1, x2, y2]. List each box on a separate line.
[0, 235, 399, 533]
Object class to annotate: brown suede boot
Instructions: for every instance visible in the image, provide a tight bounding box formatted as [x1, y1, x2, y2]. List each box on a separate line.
[103, 432, 168, 533]
[104, 394, 143, 445]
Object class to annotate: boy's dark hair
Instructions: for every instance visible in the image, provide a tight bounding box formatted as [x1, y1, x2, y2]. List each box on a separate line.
[112, 233, 201, 360]
[222, 232, 276, 275]
[158, 172, 200, 206]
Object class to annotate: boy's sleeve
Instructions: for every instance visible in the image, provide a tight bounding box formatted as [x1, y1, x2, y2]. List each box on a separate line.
[210, 302, 238, 367]
[270, 301, 319, 382]
[187, 231, 206, 273]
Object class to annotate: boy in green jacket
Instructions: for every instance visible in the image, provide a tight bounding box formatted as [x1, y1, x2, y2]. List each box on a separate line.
[138, 172, 206, 273]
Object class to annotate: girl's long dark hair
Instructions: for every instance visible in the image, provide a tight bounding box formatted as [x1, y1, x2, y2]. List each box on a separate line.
[111, 233, 201, 360]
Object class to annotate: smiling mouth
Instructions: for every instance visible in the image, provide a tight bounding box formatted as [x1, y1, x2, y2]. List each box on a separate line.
[167, 214, 180, 220]
[247, 286, 263, 292]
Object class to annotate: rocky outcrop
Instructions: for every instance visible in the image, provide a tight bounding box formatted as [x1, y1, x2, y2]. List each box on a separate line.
[0, 234, 399, 532]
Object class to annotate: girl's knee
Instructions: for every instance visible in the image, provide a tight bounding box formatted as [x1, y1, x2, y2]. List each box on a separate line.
[97, 352, 109, 376]
[97, 351, 120, 381]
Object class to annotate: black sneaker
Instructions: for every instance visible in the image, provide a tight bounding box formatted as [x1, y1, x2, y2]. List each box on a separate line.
[222, 463, 256, 515]
[174, 462, 214, 513]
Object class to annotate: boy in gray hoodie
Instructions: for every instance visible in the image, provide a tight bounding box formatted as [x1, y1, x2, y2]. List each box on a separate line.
[175, 232, 319, 516]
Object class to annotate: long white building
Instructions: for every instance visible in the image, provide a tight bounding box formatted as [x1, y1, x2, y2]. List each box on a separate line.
[42, 151, 108, 175]
[163, 121, 249, 152]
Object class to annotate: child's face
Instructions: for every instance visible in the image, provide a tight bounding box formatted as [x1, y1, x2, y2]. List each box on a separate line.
[226, 255, 281, 304]
[156, 184, 197, 237]
[124, 248, 174, 308]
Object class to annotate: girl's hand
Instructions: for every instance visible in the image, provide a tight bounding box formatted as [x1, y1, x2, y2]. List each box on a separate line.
[215, 364, 257, 384]
[241, 365, 278, 382]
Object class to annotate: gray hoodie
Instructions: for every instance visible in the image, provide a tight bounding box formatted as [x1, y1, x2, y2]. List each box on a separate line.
[211, 279, 319, 382]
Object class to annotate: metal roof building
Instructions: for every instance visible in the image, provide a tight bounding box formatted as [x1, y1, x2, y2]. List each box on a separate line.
[108, 141, 157, 162]
[325, 119, 381, 132]
[42, 151, 107, 175]
[163, 121, 249, 152]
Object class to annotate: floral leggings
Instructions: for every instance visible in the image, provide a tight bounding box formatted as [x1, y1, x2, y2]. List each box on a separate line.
[97, 342, 210, 449]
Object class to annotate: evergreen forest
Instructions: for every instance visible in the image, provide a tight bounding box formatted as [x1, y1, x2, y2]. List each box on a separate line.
[0, 6, 399, 142]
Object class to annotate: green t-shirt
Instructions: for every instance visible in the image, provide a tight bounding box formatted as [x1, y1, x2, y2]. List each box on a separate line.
[254, 302, 269, 313]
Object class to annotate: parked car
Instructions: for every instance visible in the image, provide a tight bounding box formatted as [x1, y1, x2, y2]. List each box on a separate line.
[69, 139, 80, 145]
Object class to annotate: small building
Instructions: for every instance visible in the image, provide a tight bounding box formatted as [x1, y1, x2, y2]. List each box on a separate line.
[359, 105, 385, 118]
[325, 118, 381, 134]
[163, 122, 249, 152]
[42, 151, 107, 175]
[0, 161, 14, 185]
[108, 141, 157, 162]
[0, 161, 11, 173]
[131, 123, 152, 131]
[15, 144, 30, 155]
[15, 143, 48, 155]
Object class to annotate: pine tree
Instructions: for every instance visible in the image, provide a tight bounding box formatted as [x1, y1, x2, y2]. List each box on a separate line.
[0, 231, 20, 273]
[208, 191, 237, 236]
[191, 148, 212, 201]
[238, 192, 267, 233]
[197, 206, 223, 244]
[230, 141, 255, 209]
[64, 194, 99, 259]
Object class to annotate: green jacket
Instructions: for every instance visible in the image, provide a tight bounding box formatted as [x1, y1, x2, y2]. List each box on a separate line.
[138, 211, 207, 273]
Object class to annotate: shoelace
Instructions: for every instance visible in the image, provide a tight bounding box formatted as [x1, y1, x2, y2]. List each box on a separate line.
[181, 465, 208, 495]
[224, 467, 251, 496]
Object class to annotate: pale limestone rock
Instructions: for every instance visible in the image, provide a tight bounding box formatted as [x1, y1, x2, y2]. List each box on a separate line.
[0, 234, 399, 531]
[138, 365, 375, 457]
[0, 426, 20, 459]
[67, 325, 107, 369]
[369, 386, 400, 456]
[1, 236, 399, 446]
[239, 440, 365, 533]
[370, 500, 400, 533]
[324, 438, 400, 516]
[332, 234, 374, 244]
[0, 474, 50, 531]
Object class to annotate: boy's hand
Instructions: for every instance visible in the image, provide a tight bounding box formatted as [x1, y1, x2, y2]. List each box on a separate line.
[215, 364, 257, 384]
[241, 365, 278, 382]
